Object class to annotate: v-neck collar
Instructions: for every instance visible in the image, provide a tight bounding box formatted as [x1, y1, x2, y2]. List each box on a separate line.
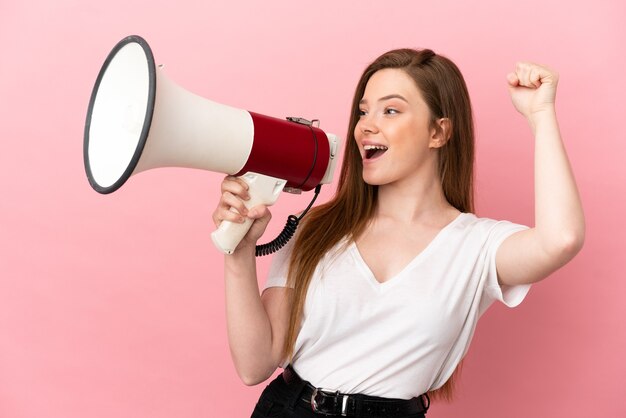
[350, 212, 467, 290]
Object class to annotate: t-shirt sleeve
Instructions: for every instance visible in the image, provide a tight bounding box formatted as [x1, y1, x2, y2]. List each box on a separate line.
[262, 237, 296, 290]
[479, 219, 532, 314]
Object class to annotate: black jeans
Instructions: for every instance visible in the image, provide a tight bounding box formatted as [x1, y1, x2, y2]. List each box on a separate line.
[250, 372, 428, 418]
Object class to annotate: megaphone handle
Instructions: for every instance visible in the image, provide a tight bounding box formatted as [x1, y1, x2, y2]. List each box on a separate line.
[211, 172, 287, 255]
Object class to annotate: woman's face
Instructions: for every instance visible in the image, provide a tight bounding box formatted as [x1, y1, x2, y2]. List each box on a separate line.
[355, 68, 440, 187]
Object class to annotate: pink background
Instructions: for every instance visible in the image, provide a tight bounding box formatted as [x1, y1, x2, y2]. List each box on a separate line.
[1, 1, 624, 417]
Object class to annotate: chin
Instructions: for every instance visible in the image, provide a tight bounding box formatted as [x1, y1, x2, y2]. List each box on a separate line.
[361, 174, 387, 186]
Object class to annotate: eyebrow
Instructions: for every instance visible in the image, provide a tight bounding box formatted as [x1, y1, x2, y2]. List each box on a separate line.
[359, 94, 409, 105]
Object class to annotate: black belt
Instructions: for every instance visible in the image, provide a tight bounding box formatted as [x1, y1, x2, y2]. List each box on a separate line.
[282, 366, 430, 417]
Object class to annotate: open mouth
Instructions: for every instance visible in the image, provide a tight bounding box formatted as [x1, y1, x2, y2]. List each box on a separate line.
[364, 145, 388, 160]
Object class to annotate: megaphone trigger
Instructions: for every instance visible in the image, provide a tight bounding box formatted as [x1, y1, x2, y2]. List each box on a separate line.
[210, 172, 287, 254]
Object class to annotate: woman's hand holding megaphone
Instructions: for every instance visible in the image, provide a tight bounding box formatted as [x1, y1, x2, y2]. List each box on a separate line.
[212, 175, 272, 254]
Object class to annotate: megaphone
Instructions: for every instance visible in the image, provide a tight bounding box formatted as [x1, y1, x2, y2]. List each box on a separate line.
[84, 35, 340, 255]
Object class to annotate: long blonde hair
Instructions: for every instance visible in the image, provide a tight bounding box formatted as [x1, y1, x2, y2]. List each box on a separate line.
[283, 48, 475, 402]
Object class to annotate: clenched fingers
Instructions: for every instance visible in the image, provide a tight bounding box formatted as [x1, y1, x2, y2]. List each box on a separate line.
[221, 175, 250, 200]
[507, 62, 558, 89]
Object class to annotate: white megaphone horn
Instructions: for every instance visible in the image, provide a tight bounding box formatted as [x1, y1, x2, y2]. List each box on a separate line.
[84, 35, 341, 255]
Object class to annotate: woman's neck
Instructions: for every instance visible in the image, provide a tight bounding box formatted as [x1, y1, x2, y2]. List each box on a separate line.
[375, 173, 457, 225]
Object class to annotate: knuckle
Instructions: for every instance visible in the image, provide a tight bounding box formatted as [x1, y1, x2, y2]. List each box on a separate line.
[236, 184, 247, 196]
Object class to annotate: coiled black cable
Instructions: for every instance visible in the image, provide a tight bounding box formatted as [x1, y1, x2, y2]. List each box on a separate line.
[255, 184, 322, 257]
[255, 215, 300, 257]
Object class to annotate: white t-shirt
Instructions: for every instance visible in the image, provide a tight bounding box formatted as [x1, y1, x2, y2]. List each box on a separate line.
[262, 212, 531, 399]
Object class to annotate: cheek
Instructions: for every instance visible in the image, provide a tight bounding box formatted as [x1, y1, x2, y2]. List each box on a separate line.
[398, 119, 429, 145]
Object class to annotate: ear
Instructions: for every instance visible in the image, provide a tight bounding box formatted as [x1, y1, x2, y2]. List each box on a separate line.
[428, 118, 452, 149]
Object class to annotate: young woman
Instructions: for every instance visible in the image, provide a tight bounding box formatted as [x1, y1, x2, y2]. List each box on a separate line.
[212, 49, 585, 418]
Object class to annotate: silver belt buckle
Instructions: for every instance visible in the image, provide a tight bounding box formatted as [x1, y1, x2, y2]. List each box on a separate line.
[311, 387, 344, 415]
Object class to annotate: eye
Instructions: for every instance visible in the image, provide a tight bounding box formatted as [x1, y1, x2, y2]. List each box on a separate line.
[358, 109, 368, 117]
[384, 107, 399, 115]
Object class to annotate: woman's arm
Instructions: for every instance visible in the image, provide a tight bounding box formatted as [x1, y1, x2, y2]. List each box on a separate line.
[495, 63, 585, 286]
[214, 177, 291, 385]
[224, 246, 291, 385]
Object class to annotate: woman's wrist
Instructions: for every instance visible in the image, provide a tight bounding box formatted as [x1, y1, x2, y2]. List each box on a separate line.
[224, 244, 256, 274]
[528, 107, 558, 135]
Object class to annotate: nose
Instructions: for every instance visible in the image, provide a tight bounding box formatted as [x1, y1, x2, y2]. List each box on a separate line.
[357, 114, 378, 135]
